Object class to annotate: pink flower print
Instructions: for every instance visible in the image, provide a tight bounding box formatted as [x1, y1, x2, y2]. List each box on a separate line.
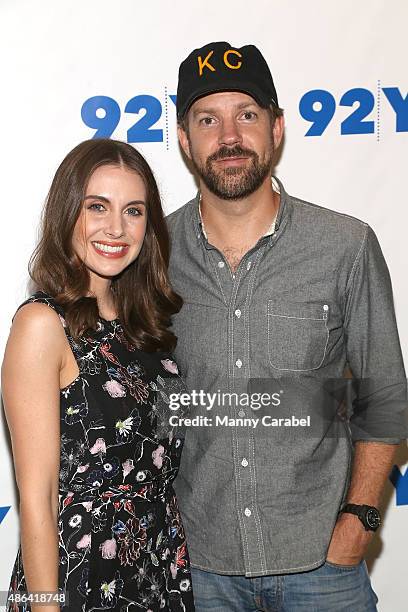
[122, 458, 134, 479]
[90, 438, 106, 455]
[103, 380, 126, 398]
[170, 562, 178, 579]
[161, 359, 178, 375]
[76, 533, 91, 549]
[77, 463, 89, 473]
[100, 538, 117, 559]
[152, 445, 165, 469]
[81, 501, 93, 512]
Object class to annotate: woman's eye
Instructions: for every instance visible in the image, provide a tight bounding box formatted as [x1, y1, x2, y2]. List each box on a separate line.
[88, 202, 105, 212]
[126, 207, 142, 217]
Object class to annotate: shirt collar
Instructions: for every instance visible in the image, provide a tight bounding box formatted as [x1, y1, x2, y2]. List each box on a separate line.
[195, 176, 285, 241]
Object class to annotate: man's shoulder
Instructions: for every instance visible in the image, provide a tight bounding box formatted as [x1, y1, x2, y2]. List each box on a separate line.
[289, 193, 369, 243]
[166, 197, 196, 233]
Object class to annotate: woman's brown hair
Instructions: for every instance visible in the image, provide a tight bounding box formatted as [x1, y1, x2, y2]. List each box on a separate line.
[29, 139, 182, 352]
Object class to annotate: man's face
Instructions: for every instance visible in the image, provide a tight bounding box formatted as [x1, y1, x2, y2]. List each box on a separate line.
[178, 91, 284, 200]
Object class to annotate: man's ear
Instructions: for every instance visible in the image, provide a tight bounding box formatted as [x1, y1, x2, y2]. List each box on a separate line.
[272, 115, 285, 151]
[177, 124, 192, 160]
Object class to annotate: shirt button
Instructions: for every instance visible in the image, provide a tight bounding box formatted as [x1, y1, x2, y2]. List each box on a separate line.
[241, 458, 249, 467]
[235, 359, 243, 368]
[246, 261, 252, 270]
[234, 309, 242, 318]
[218, 261, 225, 268]
[244, 507, 252, 517]
[238, 409, 246, 417]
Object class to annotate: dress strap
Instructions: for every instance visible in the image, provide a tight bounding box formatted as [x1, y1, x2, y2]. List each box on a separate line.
[15, 291, 72, 339]
[16, 291, 66, 318]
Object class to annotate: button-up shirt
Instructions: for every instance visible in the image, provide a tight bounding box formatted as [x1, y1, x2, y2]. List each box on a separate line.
[167, 177, 407, 576]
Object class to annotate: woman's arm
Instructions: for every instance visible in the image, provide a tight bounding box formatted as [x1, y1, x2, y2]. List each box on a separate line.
[2, 303, 68, 611]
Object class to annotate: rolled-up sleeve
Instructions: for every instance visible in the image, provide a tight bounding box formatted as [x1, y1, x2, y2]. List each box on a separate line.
[344, 225, 408, 443]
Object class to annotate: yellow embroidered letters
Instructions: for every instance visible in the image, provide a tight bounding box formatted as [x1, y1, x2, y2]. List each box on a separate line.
[223, 49, 242, 70]
[198, 51, 215, 76]
[198, 49, 243, 76]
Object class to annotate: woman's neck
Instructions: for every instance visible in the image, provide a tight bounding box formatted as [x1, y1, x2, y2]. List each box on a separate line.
[88, 273, 117, 319]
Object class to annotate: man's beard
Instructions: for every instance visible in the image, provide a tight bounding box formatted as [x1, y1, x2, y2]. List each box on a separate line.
[191, 144, 273, 200]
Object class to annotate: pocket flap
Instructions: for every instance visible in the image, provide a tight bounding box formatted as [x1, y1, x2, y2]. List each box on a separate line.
[267, 300, 329, 320]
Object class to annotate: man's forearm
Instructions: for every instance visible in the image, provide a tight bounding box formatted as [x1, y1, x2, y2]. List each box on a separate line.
[345, 441, 398, 507]
[326, 441, 398, 564]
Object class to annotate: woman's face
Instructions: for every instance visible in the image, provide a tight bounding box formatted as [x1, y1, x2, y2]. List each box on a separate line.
[72, 164, 148, 284]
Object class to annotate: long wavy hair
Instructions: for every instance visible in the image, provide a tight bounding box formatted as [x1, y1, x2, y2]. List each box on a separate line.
[29, 139, 182, 352]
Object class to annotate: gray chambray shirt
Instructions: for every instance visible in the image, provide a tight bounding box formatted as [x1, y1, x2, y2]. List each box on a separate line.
[166, 177, 407, 577]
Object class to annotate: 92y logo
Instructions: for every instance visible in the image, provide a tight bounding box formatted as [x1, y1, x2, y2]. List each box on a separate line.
[81, 86, 407, 143]
[299, 86, 408, 136]
[81, 93, 177, 143]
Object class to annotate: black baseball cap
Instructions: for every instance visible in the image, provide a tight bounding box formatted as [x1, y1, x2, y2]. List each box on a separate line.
[176, 41, 279, 119]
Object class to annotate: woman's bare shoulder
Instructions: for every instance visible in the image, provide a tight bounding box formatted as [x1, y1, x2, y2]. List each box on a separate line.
[3, 301, 68, 371]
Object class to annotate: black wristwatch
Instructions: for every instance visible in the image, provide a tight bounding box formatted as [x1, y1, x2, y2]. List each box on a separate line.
[340, 503, 381, 532]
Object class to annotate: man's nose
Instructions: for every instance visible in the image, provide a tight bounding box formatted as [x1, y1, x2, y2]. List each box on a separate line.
[218, 118, 243, 147]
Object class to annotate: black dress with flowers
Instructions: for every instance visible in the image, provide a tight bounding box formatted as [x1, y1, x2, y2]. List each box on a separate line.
[7, 292, 194, 612]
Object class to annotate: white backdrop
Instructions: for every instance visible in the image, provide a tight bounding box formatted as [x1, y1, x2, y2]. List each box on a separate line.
[1, 1, 407, 609]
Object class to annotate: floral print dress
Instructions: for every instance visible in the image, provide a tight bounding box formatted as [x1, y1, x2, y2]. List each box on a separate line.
[8, 292, 195, 612]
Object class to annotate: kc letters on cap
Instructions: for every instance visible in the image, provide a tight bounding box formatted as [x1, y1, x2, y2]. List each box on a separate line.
[176, 41, 279, 119]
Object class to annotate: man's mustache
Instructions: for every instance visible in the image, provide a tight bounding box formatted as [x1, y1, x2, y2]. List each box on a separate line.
[207, 145, 258, 163]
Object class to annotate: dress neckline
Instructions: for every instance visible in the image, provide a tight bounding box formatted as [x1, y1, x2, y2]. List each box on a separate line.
[99, 316, 120, 324]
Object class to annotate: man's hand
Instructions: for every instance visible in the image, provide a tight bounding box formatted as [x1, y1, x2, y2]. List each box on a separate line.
[326, 512, 373, 566]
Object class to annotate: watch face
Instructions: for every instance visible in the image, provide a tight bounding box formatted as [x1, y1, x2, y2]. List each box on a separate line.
[366, 508, 381, 529]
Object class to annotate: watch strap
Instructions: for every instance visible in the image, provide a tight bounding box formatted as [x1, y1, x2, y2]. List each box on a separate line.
[340, 503, 381, 531]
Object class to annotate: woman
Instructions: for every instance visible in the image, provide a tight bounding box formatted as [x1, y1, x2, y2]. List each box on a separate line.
[2, 139, 194, 611]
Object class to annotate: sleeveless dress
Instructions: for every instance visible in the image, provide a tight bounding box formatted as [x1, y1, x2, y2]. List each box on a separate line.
[7, 292, 195, 612]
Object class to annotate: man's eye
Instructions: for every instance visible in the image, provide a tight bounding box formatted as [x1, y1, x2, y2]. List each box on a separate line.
[200, 117, 215, 126]
[242, 111, 257, 120]
[88, 203, 105, 212]
[126, 207, 142, 217]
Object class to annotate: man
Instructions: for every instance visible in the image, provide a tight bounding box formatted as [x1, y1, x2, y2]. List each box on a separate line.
[167, 41, 407, 611]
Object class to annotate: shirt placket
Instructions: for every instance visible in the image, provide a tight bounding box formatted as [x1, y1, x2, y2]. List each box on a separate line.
[208, 241, 269, 576]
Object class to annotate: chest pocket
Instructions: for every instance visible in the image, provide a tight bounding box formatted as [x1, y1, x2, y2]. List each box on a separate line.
[267, 300, 329, 371]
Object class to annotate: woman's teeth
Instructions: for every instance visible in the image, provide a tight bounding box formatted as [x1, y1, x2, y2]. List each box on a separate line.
[93, 242, 127, 253]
